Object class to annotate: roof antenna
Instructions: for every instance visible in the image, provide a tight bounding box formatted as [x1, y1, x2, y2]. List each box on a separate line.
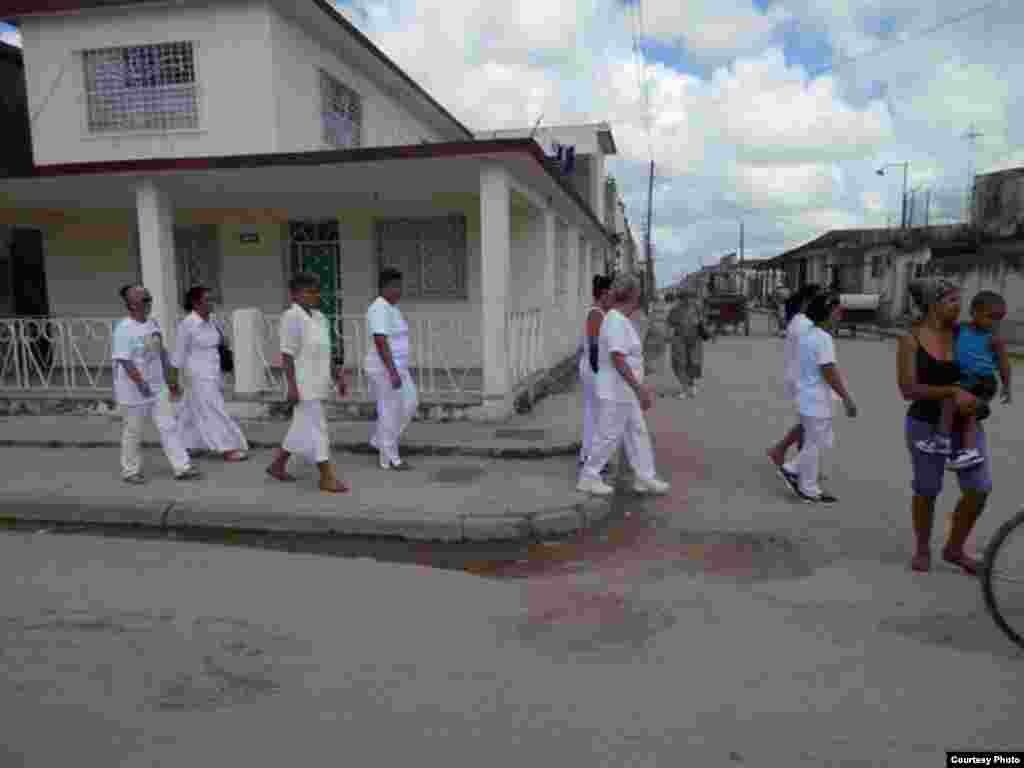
[528, 113, 544, 141]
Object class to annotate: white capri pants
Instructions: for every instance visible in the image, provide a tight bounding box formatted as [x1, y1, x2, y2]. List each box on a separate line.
[120, 392, 191, 478]
[796, 414, 834, 497]
[282, 400, 331, 465]
[578, 357, 598, 463]
[579, 397, 657, 483]
[370, 368, 419, 464]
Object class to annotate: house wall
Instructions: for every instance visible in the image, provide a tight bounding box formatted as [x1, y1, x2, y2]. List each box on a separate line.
[267, 7, 445, 153]
[18, 0, 451, 167]
[945, 263, 1024, 345]
[19, 1, 278, 166]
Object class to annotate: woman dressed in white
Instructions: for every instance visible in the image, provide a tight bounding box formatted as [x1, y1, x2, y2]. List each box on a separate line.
[577, 274, 671, 497]
[578, 274, 614, 468]
[171, 285, 249, 462]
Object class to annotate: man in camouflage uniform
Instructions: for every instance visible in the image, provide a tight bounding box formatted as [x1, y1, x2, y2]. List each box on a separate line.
[666, 289, 705, 398]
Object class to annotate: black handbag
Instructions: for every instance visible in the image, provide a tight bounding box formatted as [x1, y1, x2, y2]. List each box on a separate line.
[215, 321, 234, 374]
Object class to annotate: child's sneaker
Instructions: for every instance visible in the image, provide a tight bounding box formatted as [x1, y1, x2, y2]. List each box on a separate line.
[947, 448, 984, 471]
[915, 434, 952, 456]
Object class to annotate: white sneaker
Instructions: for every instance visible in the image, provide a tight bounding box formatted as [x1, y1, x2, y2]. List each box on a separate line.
[577, 476, 615, 496]
[947, 448, 984, 471]
[633, 476, 670, 495]
[687, 384, 697, 398]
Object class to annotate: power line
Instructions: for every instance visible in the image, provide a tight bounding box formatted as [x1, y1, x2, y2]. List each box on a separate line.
[808, 0, 1009, 79]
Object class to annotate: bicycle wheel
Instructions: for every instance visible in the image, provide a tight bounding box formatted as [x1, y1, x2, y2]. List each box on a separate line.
[982, 508, 1024, 650]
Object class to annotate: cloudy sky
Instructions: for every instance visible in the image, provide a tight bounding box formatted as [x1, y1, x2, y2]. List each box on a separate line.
[2, 1, 1020, 285]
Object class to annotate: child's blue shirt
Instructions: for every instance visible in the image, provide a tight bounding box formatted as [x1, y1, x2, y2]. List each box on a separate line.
[956, 324, 998, 379]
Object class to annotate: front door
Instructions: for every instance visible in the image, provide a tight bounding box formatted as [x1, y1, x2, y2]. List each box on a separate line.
[8, 227, 53, 371]
[288, 220, 342, 362]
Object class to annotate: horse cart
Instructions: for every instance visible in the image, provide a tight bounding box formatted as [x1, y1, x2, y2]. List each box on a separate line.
[704, 292, 750, 336]
[836, 293, 889, 339]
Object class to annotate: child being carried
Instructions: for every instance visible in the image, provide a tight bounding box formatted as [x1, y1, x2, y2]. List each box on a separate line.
[915, 291, 1013, 470]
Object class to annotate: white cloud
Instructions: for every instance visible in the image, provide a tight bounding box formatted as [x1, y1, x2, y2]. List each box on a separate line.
[335, 0, 1018, 282]
[641, 0, 791, 57]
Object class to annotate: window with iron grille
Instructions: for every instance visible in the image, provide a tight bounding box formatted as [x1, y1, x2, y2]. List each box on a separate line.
[82, 42, 199, 133]
[375, 215, 467, 299]
[320, 70, 362, 149]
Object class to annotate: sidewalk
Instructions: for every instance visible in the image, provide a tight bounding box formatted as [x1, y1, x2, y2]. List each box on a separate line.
[0, 362, 684, 543]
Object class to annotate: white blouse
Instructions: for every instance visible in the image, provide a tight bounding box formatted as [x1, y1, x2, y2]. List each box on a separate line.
[173, 312, 223, 382]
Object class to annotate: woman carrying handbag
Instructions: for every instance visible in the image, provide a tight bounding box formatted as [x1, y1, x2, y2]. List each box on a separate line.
[170, 285, 249, 462]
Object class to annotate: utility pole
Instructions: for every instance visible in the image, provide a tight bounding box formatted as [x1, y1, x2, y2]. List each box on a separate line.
[964, 123, 983, 225]
[644, 159, 655, 310]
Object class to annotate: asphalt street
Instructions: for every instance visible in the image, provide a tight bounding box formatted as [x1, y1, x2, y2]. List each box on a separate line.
[2, 314, 1022, 767]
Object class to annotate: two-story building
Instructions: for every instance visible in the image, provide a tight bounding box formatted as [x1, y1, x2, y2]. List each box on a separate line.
[0, 0, 617, 419]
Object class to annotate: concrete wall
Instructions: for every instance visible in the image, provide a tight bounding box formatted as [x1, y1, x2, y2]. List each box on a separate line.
[267, 6, 445, 153]
[945, 263, 1024, 344]
[19, 1, 278, 166]
[19, 0, 450, 167]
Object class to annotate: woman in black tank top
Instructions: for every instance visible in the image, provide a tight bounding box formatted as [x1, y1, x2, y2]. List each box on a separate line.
[897, 278, 988, 576]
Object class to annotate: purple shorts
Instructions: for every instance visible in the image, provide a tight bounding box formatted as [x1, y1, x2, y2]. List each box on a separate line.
[905, 415, 992, 497]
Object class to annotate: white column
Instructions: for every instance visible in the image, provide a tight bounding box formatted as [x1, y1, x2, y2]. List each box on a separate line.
[480, 163, 511, 402]
[136, 178, 179, 351]
[541, 209, 557, 368]
[567, 225, 581, 332]
[590, 154, 606, 225]
[232, 308, 265, 397]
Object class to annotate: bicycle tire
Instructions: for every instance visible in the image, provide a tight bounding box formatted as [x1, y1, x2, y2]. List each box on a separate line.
[982, 508, 1024, 650]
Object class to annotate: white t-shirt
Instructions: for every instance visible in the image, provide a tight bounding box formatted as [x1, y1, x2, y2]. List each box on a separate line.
[280, 304, 333, 402]
[365, 297, 410, 372]
[596, 308, 644, 403]
[112, 317, 166, 406]
[783, 313, 813, 401]
[796, 326, 838, 418]
[172, 312, 222, 381]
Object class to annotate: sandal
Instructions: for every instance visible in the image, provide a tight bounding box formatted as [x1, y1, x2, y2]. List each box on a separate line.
[265, 466, 296, 483]
[941, 549, 980, 576]
[223, 451, 249, 462]
[910, 552, 931, 572]
[319, 480, 350, 493]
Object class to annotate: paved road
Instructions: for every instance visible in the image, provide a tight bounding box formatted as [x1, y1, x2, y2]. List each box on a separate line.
[2, 313, 1021, 767]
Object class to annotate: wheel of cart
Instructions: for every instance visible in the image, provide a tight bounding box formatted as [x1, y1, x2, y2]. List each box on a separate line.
[982, 507, 1024, 650]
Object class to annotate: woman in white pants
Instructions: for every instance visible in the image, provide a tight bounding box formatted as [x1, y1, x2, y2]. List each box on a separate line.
[170, 285, 248, 462]
[578, 274, 614, 467]
[113, 284, 200, 484]
[577, 274, 671, 497]
[366, 267, 418, 470]
[790, 293, 857, 504]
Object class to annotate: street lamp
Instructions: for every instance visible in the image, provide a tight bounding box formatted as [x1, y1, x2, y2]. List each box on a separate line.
[877, 162, 910, 229]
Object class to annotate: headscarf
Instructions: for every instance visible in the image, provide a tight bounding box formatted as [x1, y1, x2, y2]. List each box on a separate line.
[907, 277, 958, 320]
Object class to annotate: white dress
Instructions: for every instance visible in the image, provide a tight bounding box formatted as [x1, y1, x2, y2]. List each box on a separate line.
[172, 312, 249, 455]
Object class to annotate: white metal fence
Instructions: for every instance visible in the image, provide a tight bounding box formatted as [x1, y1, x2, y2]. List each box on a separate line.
[0, 307, 584, 397]
[255, 313, 481, 397]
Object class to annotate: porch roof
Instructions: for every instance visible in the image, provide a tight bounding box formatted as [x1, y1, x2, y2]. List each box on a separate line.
[0, 139, 613, 242]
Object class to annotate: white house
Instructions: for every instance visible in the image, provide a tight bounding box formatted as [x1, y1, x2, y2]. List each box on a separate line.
[0, 0, 616, 419]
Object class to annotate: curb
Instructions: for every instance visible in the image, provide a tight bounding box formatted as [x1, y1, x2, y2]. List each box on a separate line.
[0, 438, 582, 459]
[0, 493, 615, 544]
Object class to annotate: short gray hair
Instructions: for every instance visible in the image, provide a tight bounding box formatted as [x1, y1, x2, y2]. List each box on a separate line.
[610, 273, 641, 302]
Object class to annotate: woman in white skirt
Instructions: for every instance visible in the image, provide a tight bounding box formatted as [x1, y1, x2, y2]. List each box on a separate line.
[578, 274, 614, 468]
[171, 285, 249, 462]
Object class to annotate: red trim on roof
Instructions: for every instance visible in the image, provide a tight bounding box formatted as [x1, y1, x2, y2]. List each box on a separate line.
[4, 139, 612, 241]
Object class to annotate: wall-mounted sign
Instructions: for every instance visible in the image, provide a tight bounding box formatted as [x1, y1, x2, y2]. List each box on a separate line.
[239, 231, 260, 244]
